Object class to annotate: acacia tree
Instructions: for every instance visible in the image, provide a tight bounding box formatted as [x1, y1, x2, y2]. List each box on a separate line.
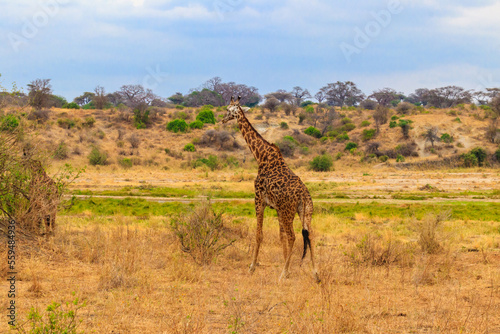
[319, 81, 365, 107]
[203, 77, 260, 106]
[424, 86, 472, 108]
[118, 84, 157, 112]
[93, 86, 108, 109]
[265, 90, 293, 103]
[27, 79, 52, 110]
[263, 97, 280, 112]
[291, 86, 311, 106]
[369, 88, 400, 107]
[73, 92, 95, 106]
[424, 127, 439, 148]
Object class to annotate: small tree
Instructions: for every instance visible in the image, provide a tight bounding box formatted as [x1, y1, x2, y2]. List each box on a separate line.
[424, 127, 439, 148]
[263, 97, 280, 112]
[27, 79, 52, 110]
[310, 154, 333, 172]
[93, 85, 108, 109]
[373, 105, 389, 131]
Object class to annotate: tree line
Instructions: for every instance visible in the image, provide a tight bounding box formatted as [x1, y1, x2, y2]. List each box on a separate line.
[1, 75, 499, 112]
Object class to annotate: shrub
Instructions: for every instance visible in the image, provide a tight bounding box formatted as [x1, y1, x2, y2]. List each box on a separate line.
[199, 129, 240, 151]
[88, 146, 108, 165]
[379, 155, 389, 162]
[440, 133, 453, 143]
[276, 136, 298, 157]
[336, 132, 349, 142]
[27, 109, 50, 123]
[470, 147, 487, 166]
[341, 117, 352, 124]
[280, 122, 289, 129]
[304, 105, 315, 113]
[170, 201, 235, 265]
[310, 154, 333, 172]
[495, 148, 500, 161]
[362, 128, 377, 141]
[175, 105, 184, 109]
[360, 99, 377, 110]
[189, 120, 204, 129]
[62, 102, 80, 109]
[360, 120, 371, 127]
[173, 111, 190, 120]
[298, 113, 306, 124]
[167, 119, 188, 133]
[183, 143, 196, 152]
[194, 155, 220, 171]
[462, 153, 478, 167]
[133, 109, 150, 129]
[396, 102, 414, 114]
[340, 123, 356, 132]
[396, 154, 405, 162]
[389, 121, 397, 128]
[196, 109, 216, 124]
[304, 126, 322, 138]
[119, 158, 133, 168]
[57, 118, 75, 129]
[0, 114, 19, 131]
[345, 142, 358, 151]
[15, 296, 87, 334]
[53, 141, 69, 160]
[82, 116, 95, 127]
[127, 134, 140, 148]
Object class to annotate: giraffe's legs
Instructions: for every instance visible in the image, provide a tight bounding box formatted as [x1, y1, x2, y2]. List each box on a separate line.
[299, 205, 320, 283]
[307, 229, 320, 283]
[279, 214, 296, 281]
[250, 195, 265, 273]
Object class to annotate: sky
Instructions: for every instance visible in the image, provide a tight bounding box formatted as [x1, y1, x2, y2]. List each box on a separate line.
[1, 0, 500, 101]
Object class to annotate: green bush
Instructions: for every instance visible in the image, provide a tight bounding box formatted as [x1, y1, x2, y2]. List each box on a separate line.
[280, 122, 289, 129]
[462, 153, 478, 167]
[304, 105, 315, 113]
[304, 126, 322, 138]
[189, 120, 204, 129]
[167, 119, 188, 133]
[298, 113, 306, 124]
[396, 154, 405, 162]
[57, 118, 75, 129]
[391, 115, 399, 120]
[183, 143, 196, 152]
[196, 155, 219, 171]
[310, 154, 333, 172]
[196, 109, 216, 124]
[440, 133, 453, 143]
[379, 155, 389, 162]
[88, 146, 108, 166]
[82, 116, 95, 127]
[479, 105, 491, 111]
[362, 128, 377, 141]
[341, 117, 352, 124]
[470, 147, 487, 166]
[0, 115, 19, 131]
[389, 121, 397, 128]
[283, 135, 299, 145]
[495, 148, 500, 161]
[360, 120, 371, 127]
[336, 132, 349, 142]
[175, 105, 184, 109]
[62, 102, 80, 109]
[340, 123, 356, 132]
[119, 158, 133, 169]
[134, 109, 149, 129]
[345, 142, 358, 151]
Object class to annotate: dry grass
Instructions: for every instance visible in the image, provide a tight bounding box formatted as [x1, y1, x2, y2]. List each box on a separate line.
[1, 212, 499, 333]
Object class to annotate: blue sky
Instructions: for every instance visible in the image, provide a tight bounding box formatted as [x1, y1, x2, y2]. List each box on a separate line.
[1, 0, 500, 101]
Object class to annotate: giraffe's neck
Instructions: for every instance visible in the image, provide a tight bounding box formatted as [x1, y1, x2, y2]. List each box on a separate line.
[236, 109, 273, 164]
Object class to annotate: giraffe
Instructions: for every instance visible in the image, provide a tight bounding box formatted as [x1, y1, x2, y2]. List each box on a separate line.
[22, 150, 60, 236]
[222, 96, 320, 282]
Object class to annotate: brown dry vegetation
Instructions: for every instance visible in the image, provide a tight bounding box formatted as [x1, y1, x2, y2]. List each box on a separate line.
[1, 211, 499, 333]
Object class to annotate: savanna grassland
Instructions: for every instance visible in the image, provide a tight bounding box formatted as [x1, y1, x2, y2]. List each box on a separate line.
[1, 103, 500, 333]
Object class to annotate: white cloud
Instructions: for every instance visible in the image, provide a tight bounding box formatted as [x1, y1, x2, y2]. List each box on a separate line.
[440, 2, 500, 38]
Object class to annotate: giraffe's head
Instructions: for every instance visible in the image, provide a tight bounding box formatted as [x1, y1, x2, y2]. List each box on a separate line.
[222, 96, 249, 124]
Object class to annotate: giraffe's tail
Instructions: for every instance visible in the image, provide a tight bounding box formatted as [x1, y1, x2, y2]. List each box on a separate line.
[302, 229, 311, 260]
